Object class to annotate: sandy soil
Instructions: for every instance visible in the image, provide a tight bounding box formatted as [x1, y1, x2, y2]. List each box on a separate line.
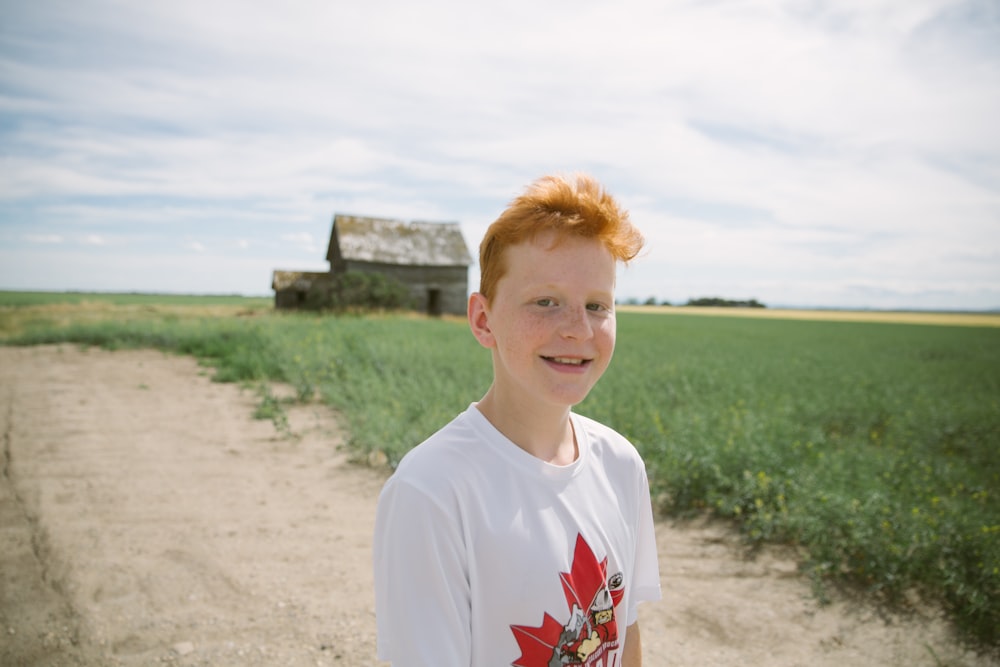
[1, 345, 995, 667]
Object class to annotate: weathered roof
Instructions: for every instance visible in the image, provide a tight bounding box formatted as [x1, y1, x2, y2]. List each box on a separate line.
[327, 215, 472, 267]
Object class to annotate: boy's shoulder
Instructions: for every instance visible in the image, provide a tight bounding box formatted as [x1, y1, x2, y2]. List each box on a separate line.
[574, 411, 640, 450]
[573, 411, 625, 440]
[391, 406, 486, 481]
[573, 412, 648, 476]
[381, 405, 516, 516]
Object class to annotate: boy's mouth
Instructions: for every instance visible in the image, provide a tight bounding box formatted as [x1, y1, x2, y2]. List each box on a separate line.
[542, 356, 591, 367]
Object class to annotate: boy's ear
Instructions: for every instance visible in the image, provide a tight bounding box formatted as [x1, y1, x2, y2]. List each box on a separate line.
[467, 292, 496, 349]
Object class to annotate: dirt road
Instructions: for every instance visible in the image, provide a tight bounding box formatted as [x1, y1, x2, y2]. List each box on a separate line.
[1, 345, 993, 666]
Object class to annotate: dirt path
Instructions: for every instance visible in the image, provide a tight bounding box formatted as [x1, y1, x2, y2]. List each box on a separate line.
[0, 345, 994, 666]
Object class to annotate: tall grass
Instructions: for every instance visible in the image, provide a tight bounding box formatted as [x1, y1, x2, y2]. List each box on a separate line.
[586, 313, 999, 650]
[0, 289, 271, 308]
[2, 299, 997, 652]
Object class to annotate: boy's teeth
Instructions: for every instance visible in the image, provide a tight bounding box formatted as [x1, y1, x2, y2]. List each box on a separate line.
[552, 357, 583, 365]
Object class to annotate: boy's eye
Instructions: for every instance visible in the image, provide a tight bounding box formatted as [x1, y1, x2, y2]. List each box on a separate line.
[536, 298, 555, 307]
[587, 302, 610, 312]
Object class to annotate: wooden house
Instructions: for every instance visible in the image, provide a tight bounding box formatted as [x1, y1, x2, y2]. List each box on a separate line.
[272, 214, 472, 316]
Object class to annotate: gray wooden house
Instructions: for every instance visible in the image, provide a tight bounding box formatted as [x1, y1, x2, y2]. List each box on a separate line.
[272, 214, 472, 316]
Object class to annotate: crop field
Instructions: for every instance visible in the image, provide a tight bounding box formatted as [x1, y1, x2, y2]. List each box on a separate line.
[618, 303, 1000, 328]
[1, 291, 998, 651]
[0, 290, 273, 308]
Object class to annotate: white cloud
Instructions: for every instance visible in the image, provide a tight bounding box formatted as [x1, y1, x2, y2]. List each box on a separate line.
[280, 232, 314, 245]
[0, 0, 997, 308]
[24, 233, 64, 243]
[279, 232, 323, 257]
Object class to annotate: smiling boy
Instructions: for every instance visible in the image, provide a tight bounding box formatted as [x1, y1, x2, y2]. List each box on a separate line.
[374, 174, 662, 666]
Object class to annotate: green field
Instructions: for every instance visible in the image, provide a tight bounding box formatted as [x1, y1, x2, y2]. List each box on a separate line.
[0, 290, 273, 308]
[1, 291, 997, 652]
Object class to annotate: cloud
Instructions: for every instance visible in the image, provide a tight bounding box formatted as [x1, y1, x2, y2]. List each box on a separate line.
[279, 232, 323, 257]
[24, 233, 64, 244]
[280, 232, 314, 245]
[0, 0, 997, 309]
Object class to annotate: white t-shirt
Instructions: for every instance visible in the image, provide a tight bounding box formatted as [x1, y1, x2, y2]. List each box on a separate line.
[373, 404, 662, 666]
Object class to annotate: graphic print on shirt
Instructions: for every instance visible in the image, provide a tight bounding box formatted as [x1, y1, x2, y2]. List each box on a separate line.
[510, 534, 626, 667]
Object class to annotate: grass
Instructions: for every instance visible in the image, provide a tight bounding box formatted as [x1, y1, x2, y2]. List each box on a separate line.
[0, 289, 272, 308]
[0, 291, 271, 340]
[1, 292, 997, 653]
[587, 312, 999, 652]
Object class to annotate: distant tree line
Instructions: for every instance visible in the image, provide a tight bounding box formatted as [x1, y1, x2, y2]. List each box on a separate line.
[685, 297, 766, 308]
[622, 296, 767, 308]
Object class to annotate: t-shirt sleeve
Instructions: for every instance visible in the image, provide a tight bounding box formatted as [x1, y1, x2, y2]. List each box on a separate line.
[626, 461, 662, 625]
[373, 474, 471, 666]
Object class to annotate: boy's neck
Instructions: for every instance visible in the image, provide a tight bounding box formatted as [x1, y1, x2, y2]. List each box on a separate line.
[475, 387, 578, 466]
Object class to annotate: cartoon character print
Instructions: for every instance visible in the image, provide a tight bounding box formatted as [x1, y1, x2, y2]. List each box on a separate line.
[511, 534, 626, 667]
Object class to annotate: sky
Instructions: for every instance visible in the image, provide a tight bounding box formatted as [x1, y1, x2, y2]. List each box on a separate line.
[1, 0, 998, 310]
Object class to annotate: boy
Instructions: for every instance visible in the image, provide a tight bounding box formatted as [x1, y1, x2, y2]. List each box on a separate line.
[373, 174, 661, 666]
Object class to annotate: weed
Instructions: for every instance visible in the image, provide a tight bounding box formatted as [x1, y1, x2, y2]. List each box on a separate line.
[253, 385, 291, 437]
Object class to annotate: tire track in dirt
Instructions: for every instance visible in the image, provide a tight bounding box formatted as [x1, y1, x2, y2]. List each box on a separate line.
[1, 360, 98, 666]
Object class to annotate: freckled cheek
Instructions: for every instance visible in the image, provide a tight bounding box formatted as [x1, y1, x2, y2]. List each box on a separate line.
[498, 318, 550, 357]
[597, 320, 616, 351]
[592, 330, 616, 370]
[513, 316, 553, 343]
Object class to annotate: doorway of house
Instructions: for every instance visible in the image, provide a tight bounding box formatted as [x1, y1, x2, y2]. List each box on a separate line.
[427, 288, 442, 316]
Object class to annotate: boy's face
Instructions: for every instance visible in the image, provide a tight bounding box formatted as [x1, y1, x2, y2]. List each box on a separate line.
[469, 231, 617, 411]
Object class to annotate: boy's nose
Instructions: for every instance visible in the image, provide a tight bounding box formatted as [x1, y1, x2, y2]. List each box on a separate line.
[559, 305, 593, 339]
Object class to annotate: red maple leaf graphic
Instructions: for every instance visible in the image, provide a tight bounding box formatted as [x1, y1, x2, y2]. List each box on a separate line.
[510, 534, 625, 667]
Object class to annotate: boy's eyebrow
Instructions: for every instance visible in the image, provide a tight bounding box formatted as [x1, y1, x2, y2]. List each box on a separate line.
[523, 283, 614, 300]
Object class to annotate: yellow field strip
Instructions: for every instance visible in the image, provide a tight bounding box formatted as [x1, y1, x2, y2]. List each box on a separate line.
[617, 305, 1000, 328]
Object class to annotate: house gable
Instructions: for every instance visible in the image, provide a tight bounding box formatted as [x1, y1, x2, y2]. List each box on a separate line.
[326, 215, 472, 269]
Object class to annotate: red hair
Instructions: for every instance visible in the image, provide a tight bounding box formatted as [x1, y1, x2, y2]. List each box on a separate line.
[478, 174, 644, 301]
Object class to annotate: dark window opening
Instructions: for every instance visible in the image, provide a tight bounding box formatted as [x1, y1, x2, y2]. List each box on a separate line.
[427, 288, 442, 316]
